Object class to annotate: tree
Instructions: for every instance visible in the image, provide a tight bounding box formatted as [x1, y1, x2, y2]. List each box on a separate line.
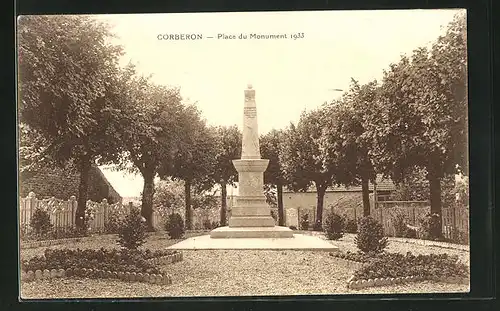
[363, 13, 467, 236]
[260, 129, 287, 225]
[322, 79, 378, 216]
[18, 15, 126, 228]
[160, 107, 218, 230]
[280, 109, 337, 225]
[210, 125, 241, 226]
[115, 70, 185, 231]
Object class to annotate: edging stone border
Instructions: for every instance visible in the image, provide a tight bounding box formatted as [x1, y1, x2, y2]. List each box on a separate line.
[146, 252, 183, 265]
[347, 274, 469, 290]
[20, 267, 173, 285]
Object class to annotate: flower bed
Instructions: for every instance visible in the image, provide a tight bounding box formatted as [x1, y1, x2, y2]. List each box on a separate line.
[21, 248, 182, 284]
[344, 252, 469, 290]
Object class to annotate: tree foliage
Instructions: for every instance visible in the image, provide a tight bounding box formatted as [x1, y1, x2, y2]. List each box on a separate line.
[322, 79, 378, 216]
[363, 13, 467, 224]
[18, 15, 126, 228]
[114, 68, 184, 230]
[159, 109, 218, 230]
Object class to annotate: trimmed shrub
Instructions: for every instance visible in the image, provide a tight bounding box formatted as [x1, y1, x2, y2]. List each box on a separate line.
[165, 213, 185, 239]
[104, 212, 124, 234]
[324, 213, 344, 240]
[300, 214, 310, 230]
[202, 219, 212, 230]
[289, 225, 297, 230]
[313, 220, 323, 231]
[30, 208, 53, 237]
[419, 213, 443, 240]
[391, 211, 408, 238]
[448, 227, 469, 245]
[344, 218, 358, 233]
[117, 208, 148, 250]
[270, 210, 278, 222]
[355, 216, 388, 254]
[404, 226, 418, 238]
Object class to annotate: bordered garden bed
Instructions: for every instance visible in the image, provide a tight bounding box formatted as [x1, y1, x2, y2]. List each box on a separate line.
[328, 251, 470, 290]
[20, 248, 183, 284]
[146, 252, 183, 265]
[21, 267, 173, 285]
[347, 274, 469, 290]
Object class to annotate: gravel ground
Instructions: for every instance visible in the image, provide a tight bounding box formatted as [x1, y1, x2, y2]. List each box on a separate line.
[19, 232, 470, 298]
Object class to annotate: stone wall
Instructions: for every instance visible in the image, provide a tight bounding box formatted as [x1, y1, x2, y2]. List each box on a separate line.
[282, 190, 368, 226]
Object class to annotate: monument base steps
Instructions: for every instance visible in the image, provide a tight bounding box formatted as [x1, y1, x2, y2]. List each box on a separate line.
[210, 225, 294, 238]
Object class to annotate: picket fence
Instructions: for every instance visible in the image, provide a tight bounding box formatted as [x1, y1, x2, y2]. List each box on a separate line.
[297, 199, 469, 239]
[19, 192, 223, 234]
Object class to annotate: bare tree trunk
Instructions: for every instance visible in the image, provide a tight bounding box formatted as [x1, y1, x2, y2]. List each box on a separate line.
[277, 183, 285, 226]
[75, 155, 91, 229]
[315, 183, 326, 226]
[141, 168, 155, 231]
[184, 179, 192, 230]
[220, 181, 227, 226]
[361, 175, 371, 216]
[428, 169, 443, 239]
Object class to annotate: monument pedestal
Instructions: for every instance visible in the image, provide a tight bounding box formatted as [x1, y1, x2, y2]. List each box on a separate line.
[209, 84, 293, 239]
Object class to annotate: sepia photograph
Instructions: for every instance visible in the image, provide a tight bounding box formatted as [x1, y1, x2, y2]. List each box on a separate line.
[17, 9, 470, 299]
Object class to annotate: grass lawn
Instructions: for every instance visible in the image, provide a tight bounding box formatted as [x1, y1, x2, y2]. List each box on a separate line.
[19, 231, 470, 298]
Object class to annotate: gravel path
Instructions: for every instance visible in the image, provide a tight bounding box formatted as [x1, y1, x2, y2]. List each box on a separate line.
[19, 232, 470, 298]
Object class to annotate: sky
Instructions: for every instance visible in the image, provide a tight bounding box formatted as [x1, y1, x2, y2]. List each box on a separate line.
[94, 9, 463, 198]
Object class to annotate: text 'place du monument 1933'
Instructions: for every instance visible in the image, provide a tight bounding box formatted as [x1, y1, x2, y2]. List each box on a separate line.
[157, 32, 305, 40]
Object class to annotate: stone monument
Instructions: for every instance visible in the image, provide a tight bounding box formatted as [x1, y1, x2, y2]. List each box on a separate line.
[210, 84, 294, 238]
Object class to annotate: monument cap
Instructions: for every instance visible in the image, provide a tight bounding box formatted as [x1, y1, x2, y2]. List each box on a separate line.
[247, 83, 253, 89]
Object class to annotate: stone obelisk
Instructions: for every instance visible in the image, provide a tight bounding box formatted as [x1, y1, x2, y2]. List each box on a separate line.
[210, 84, 293, 238]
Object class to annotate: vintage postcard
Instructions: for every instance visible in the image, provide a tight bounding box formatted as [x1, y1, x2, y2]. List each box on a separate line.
[17, 9, 469, 299]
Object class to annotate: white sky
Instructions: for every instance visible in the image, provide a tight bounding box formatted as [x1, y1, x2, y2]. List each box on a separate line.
[94, 9, 463, 198]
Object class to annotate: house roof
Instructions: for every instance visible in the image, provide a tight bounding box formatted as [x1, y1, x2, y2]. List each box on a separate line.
[19, 164, 123, 203]
[283, 174, 396, 193]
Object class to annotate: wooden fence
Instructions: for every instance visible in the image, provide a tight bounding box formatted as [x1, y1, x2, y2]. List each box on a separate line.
[296, 199, 469, 238]
[19, 192, 223, 234]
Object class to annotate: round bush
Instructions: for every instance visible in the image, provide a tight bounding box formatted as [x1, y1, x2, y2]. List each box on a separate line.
[30, 208, 53, 237]
[300, 214, 310, 230]
[355, 216, 388, 254]
[344, 218, 358, 233]
[117, 208, 148, 250]
[419, 213, 442, 240]
[391, 211, 408, 237]
[165, 213, 185, 239]
[404, 227, 418, 238]
[324, 213, 344, 240]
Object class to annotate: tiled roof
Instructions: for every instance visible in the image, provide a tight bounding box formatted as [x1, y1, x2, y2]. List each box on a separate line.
[283, 174, 396, 193]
